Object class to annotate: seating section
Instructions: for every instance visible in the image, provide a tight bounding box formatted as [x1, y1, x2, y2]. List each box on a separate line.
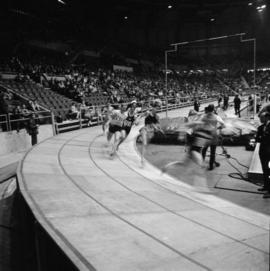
[0, 80, 77, 120]
[1, 54, 270, 124]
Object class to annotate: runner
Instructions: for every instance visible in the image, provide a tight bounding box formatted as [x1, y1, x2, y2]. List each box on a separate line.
[162, 117, 214, 171]
[102, 103, 114, 135]
[116, 102, 140, 150]
[139, 107, 163, 166]
[107, 104, 127, 156]
[161, 116, 214, 192]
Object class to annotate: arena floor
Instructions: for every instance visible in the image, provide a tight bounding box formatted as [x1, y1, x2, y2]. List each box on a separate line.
[139, 143, 270, 216]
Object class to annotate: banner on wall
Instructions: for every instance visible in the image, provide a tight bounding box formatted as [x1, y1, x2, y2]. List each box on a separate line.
[82, 50, 100, 58]
[43, 73, 66, 81]
[126, 58, 138, 64]
[0, 73, 17, 80]
[113, 65, 133, 72]
[141, 60, 154, 67]
[26, 40, 70, 52]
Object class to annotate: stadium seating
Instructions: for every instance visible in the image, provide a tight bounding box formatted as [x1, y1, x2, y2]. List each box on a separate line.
[0, 79, 77, 120]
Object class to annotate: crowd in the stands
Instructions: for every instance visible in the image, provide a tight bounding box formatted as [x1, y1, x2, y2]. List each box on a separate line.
[1, 54, 270, 130]
[0, 87, 43, 132]
[0, 56, 229, 104]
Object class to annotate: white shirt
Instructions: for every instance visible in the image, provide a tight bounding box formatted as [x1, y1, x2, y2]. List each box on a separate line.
[110, 110, 127, 126]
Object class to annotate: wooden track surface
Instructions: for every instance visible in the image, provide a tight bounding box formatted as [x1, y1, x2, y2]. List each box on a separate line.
[17, 106, 269, 271]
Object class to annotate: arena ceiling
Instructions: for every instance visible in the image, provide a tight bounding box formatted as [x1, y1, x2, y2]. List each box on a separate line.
[6, 0, 266, 23]
[3, 0, 269, 59]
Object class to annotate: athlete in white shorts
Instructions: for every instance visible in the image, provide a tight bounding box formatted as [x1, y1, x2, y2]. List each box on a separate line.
[107, 105, 127, 156]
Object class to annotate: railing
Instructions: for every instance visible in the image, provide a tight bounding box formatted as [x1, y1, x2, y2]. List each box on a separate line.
[55, 96, 218, 134]
[0, 110, 55, 135]
[0, 114, 9, 131]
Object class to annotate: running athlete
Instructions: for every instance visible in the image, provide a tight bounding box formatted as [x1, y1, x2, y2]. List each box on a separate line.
[162, 118, 213, 171]
[161, 118, 213, 192]
[115, 102, 140, 150]
[102, 103, 114, 135]
[139, 107, 163, 165]
[107, 105, 127, 156]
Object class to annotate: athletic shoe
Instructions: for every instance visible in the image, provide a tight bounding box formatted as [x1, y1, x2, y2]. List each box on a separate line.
[110, 149, 116, 157]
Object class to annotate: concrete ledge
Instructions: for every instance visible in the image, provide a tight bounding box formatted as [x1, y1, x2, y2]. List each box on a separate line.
[0, 125, 53, 156]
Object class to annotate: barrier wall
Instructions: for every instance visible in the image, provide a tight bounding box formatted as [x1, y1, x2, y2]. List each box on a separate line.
[0, 125, 53, 156]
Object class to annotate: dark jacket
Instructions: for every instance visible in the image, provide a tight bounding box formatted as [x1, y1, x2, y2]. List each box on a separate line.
[27, 117, 39, 135]
[234, 97, 241, 107]
[256, 122, 270, 155]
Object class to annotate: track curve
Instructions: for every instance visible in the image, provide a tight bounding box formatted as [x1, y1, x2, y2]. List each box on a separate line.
[18, 108, 269, 271]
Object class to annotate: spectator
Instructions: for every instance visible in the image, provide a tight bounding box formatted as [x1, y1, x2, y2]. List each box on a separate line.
[21, 104, 31, 118]
[29, 99, 41, 111]
[68, 103, 80, 119]
[26, 113, 39, 146]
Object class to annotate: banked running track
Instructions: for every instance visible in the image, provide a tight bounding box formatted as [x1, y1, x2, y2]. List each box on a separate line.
[18, 108, 269, 271]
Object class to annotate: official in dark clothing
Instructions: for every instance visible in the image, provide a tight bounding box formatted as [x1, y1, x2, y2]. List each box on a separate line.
[194, 99, 200, 112]
[233, 94, 241, 117]
[27, 113, 39, 146]
[223, 95, 229, 110]
[256, 112, 270, 198]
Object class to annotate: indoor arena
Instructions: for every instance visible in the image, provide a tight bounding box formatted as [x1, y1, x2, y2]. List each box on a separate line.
[0, 1, 269, 270]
